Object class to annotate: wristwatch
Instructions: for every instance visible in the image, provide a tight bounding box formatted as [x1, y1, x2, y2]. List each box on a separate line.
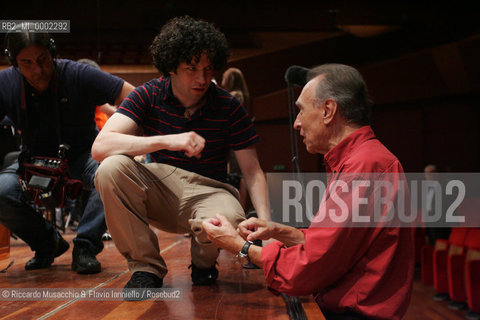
[237, 241, 253, 265]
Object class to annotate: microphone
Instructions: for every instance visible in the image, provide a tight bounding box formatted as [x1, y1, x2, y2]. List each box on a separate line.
[284, 65, 310, 87]
[284, 66, 309, 174]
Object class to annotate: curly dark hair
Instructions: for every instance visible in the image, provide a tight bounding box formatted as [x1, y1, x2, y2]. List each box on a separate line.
[150, 16, 230, 75]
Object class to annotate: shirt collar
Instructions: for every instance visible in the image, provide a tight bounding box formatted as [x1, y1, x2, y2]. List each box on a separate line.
[323, 125, 376, 172]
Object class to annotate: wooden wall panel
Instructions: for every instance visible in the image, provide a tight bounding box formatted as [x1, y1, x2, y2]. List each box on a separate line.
[371, 99, 480, 173]
[100, 33, 480, 175]
[423, 101, 479, 172]
[458, 35, 480, 90]
[371, 106, 424, 172]
[111, 72, 160, 87]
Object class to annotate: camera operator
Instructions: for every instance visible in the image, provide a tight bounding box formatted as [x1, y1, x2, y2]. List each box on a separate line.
[0, 23, 134, 274]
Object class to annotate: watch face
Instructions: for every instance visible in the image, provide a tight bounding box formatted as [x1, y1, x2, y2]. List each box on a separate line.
[237, 252, 249, 265]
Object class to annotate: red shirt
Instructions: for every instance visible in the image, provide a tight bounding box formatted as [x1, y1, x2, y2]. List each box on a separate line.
[262, 126, 414, 320]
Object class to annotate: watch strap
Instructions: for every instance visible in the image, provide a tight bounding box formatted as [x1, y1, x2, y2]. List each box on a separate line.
[237, 241, 254, 264]
[241, 241, 254, 255]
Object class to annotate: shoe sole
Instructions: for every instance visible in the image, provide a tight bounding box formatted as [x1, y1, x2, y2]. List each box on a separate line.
[123, 289, 151, 302]
[123, 285, 164, 301]
[25, 259, 54, 270]
[71, 262, 101, 274]
[192, 279, 217, 286]
[25, 239, 70, 270]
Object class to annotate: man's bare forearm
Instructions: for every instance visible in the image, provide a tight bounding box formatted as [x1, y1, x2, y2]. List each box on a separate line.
[244, 170, 271, 220]
[271, 222, 305, 247]
[92, 132, 163, 161]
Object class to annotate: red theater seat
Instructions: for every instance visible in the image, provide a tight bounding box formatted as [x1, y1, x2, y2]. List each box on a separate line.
[433, 238, 449, 298]
[465, 228, 480, 315]
[433, 228, 469, 299]
[447, 228, 470, 308]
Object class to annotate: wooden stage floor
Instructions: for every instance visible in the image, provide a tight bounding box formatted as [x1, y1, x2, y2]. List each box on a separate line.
[0, 226, 471, 320]
[0, 228, 323, 320]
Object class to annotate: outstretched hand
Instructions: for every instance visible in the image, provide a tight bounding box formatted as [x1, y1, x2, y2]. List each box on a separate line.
[238, 217, 277, 242]
[202, 214, 244, 253]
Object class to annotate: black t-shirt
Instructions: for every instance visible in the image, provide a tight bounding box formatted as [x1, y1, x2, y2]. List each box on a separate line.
[0, 59, 124, 160]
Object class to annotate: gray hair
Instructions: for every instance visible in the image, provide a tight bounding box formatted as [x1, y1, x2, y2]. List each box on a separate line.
[77, 58, 100, 70]
[307, 63, 372, 125]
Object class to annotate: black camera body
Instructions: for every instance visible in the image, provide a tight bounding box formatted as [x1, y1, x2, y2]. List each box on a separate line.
[18, 146, 83, 210]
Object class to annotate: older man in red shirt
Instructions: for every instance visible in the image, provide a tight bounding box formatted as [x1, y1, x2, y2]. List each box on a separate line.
[203, 63, 414, 320]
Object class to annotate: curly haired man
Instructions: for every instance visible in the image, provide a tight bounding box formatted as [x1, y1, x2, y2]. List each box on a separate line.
[92, 16, 270, 298]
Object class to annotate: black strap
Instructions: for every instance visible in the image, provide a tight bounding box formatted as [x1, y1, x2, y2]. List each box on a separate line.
[240, 240, 253, 255]
[49, 71, 63, 146]
[18, 69, 63, 152]
[19, 80, 33, 148]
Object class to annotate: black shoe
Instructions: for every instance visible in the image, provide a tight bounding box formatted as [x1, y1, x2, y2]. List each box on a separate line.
[189, 262, 218, 285]
[123, 271, 163, 301]
[25, 253, 54, 271]
[25, 234, 70, 270]
[447, 301, 467, 310]
[432, 293, 449, 301]
[466, 311, 480, 320]
[71, 243, 101, 274]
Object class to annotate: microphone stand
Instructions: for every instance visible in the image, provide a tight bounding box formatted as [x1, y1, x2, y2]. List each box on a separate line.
[286, 83, 301, 173]
[285, 79, 310, 320]
[286, 71, 311, 228]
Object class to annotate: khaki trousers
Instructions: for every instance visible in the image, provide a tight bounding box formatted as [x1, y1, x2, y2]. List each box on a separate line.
[94, 155, 245, 278]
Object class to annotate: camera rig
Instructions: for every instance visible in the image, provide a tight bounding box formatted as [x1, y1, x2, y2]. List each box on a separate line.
[18, 144, 83, 229]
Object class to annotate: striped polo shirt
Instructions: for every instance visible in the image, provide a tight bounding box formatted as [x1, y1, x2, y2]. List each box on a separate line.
[117, 76, 259, 182]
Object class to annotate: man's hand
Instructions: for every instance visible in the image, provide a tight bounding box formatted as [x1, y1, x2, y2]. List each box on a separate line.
[239, 217, 305, 246]
[202, 214, 244, 254]
[165, 131, 205, 159]
[238, 217, 277, 242]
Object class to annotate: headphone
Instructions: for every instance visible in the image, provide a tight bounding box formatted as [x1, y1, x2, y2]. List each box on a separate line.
[4, 32, 56, 67]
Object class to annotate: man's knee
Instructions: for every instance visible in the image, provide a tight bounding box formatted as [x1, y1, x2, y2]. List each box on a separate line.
[215, 195, 246, 228]
[0, 173, 22, 203]
[189, 218, 210, 244]
[94, 155, 135, 188]
[189, 209, 245, 245]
